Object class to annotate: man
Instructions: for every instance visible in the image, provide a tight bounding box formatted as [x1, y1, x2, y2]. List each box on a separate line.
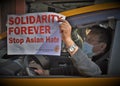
[34, 19, 112, 76]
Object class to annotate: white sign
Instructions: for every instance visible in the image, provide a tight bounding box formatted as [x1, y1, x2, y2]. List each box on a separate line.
[7, 12, 65, 56]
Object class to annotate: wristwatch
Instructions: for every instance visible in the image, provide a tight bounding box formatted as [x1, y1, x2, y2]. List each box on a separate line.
[67, 44, 77, 53]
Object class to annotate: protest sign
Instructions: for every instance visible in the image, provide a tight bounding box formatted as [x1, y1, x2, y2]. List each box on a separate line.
[7, 12, 65, 56]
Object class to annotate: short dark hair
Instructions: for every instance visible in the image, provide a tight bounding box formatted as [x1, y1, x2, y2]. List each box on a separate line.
[89, 25, 113, 54]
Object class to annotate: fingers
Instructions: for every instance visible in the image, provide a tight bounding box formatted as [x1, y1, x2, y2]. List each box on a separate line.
[58, 18, 66, 22]
[59, 19, 71, 31]
[58, 18, 69, 25]
[34, 69, 44, 75]
[34, 69, 49, 76]
[58, 18, 72, 43]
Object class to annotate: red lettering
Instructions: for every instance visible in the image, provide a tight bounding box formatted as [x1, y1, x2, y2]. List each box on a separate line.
[9, 37, 24, 44]
[42, 15, 47, 23]
[8, 26, 51, 35]
[21, 17, 26, 24]
[28, 26, 34, 34]
[57, 15, 61, 20]
[51, 15, 55, 23]
[9, 37, 13, 44]
[45, 26, 50, 34]
[48, 15, 51, 23]
[21, 27, 27, 34]
[15, 17, 21, 24]
[9, 27, 14, 35]
[40, 26, 44, 34]
[34, 26, 39, 34]
[9, 17, 14, 25]
[36, 15, 41, 24]
[14, 27, 20, 35]
[29, 16, 35, 24]
[8, 14, 61, 25]
[26, 16, 29, 24]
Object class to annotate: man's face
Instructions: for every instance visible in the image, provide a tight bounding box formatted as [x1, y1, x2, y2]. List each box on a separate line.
[85, 31, 106, 55]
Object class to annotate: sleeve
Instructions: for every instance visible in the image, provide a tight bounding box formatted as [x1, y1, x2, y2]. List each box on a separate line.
[70, 48, 102, 76]
[49, 65, 80, 76]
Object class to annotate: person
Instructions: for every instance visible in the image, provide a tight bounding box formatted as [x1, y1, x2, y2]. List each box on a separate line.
[34, 19, 112, 77]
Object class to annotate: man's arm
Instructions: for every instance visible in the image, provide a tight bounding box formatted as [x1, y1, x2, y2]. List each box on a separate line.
[63, 36, 102, 76]
[35, 19, 102, 76]
[59, 19, 102, 76]
[70, 47, 101, 76]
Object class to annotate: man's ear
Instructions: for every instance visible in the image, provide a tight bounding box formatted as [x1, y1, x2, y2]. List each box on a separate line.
[100, 42, 107, 53]
[94, 42, 107, 55]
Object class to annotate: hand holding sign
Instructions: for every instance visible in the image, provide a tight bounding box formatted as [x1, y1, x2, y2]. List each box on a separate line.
[58, 19, 74, 48]
[7, 12, 65, 56]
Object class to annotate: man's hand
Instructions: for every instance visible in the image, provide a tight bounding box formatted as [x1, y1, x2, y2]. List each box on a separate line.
[34, 69, 49, 76]
[58, 19, 74, 48]
[58, 19, 78, 55]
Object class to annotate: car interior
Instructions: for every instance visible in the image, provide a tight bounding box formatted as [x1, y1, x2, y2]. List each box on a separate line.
[0, 1, 120, 78]
[0, 18, 119, 77]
